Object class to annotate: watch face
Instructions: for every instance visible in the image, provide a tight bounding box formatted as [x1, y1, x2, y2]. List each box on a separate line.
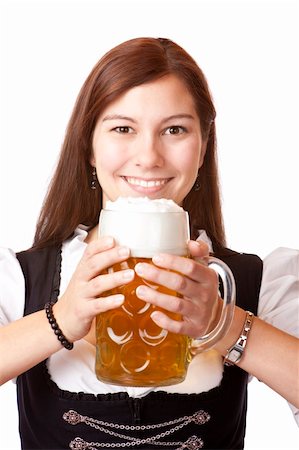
[229, 349, 241, 362]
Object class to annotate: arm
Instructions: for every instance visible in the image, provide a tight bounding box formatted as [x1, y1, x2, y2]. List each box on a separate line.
[213, 307, 299, 408]
[0, 237, 133, 385]
[0, 310, 65, 385]
[134, 242, 299, 407]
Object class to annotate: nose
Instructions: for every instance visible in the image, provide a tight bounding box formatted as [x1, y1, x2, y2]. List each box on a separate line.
[133, 133, 164, 169]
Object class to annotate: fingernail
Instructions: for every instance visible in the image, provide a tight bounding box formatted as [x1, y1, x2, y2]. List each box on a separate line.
[118, 246, 130, 257]
[152, 254, 162, 264]
[122, 269, 134, 280]
[135, 263, 144, 275]
[114, 294, 125, 305]
[150, 311, 160, 322]
[136, 286, 146, 298]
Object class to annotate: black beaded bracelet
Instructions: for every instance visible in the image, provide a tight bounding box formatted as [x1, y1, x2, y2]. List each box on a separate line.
[45, 302, 74, 350]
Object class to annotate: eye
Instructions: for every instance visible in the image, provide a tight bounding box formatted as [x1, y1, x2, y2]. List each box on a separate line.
[112, 126, 133, 134]
[164, 126, 187, 135]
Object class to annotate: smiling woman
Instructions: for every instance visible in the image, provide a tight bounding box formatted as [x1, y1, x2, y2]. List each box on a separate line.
[0, 37, 298, 450]
[91, 75, 203, 206]
[32, 37, 222, 252]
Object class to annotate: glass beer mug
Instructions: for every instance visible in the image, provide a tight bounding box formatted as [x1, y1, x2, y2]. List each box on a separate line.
[95, 197, 235, 387]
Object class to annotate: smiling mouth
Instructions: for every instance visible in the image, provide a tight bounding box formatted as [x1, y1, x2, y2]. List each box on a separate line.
[122, 176, 172, 188]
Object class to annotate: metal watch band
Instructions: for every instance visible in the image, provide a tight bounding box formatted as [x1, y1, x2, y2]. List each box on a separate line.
[224, 311, 254, 366]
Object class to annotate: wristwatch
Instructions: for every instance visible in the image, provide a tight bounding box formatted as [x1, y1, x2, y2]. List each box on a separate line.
[224, 311, 254, 366]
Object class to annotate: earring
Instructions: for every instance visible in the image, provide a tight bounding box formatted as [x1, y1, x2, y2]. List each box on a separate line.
[194, 174, 200, 191]
[90, 167, 97, 190]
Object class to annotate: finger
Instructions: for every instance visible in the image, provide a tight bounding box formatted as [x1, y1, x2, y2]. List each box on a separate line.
[54, 292, 125, 342]
[150, 308, 212, 338]
[150, 310, 191, 336]
[80, 241, 131, 280]
[135, 284, 193, 317]
[188, 240, 210, 265]
[82, 236, 115, 260]
[84, 294, 125, 317]
[135, 286, 194, 337]
[136, 283, 213, 337]
[86, 269, 135, 297]
[135, 262, 187, 297]
[135, 259, 217, 300]
[151, 252, 213, 284]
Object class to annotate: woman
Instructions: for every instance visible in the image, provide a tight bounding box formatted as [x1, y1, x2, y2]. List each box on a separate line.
[0, 37, 298, 449]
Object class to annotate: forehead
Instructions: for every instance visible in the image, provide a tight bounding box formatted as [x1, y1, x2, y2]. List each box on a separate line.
[100, 75, 198, 119]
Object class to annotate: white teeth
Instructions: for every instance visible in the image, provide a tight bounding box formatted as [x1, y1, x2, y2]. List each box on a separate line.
[125, 177, 168, 188]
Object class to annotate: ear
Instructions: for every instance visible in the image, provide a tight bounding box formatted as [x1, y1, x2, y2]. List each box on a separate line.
[198, 139, 208, 169]
[89, 153, 96, 167]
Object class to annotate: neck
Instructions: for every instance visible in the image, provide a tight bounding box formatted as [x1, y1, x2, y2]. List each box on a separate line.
[85, 225, 99, 243]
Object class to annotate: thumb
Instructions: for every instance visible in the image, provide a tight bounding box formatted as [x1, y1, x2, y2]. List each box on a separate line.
[188, 240, 210, 265]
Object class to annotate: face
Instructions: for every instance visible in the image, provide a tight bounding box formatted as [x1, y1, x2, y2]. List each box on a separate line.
[91, 74, 205, 207]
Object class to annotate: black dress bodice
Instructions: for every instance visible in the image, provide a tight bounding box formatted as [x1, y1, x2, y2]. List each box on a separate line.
[16, 245, 262, 449]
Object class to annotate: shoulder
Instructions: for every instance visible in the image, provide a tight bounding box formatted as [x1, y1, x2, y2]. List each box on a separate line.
[0, 247, 25, 279]
[16, 245, 61, 270]
[215, 248, 263, 277]
[214, 248, 263, 313]
[0, 247, 25, 324]
[258, 247, 299, 335]
[16, 245, 62, 301]
[263, 247, 299, 279]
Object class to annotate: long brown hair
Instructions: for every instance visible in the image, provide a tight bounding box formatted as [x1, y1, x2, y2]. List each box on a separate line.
[33, 37, 225, 252]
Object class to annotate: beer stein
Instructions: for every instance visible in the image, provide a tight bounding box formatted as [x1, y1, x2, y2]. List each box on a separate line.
[95, 197, 235, 386]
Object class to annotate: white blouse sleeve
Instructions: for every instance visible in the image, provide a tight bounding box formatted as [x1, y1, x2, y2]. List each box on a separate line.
[258, 247, 299, 337]
[0, 247, 26, 326]
[258, 247, 299, 425]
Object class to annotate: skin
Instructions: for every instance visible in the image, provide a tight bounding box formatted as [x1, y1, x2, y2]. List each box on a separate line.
[90, 74, 205, 207]
[86, 74, 217, 340]
[0, 75, 298, 410]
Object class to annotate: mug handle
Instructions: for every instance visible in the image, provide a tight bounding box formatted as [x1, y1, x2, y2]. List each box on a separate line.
[190, 256, 236, 354]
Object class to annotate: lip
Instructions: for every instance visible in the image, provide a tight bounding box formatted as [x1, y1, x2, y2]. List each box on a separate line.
[121, 176, 173, 194]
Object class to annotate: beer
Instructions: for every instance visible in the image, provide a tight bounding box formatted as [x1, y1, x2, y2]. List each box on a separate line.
[96, 257, 192, 386]
[96, 197, 191, 386]
[95, 197, 236, 386]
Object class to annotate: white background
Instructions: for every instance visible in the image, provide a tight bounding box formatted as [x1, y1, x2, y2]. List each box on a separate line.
[0, 0, 298, 449]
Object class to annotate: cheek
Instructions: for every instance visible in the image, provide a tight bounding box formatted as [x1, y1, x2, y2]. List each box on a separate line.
[178, 146, 201, 179]
[171, 152, 200, 204]
[93, 140, 127, 174]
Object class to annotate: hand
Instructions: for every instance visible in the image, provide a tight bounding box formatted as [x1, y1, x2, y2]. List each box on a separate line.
[134, 240, 220, 338]
[53, 236, 134, 342]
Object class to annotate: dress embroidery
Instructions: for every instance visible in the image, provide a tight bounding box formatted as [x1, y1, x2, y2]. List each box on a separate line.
[63, 409, 210, 449]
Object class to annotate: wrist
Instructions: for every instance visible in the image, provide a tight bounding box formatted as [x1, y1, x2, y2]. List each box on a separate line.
[46, 302, 74, 350]
[213, 306, 247, 356]
[223, 310, 254, 366]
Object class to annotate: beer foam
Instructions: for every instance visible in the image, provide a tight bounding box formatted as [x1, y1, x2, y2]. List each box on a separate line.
[100, 197, 189, 257]
[105, 197, 184, 213]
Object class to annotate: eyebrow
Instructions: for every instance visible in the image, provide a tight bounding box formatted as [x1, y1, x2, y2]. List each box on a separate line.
[102, 113, 195, 123]
[161, 114, 195, 123]
[102, 114, 137, 123]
